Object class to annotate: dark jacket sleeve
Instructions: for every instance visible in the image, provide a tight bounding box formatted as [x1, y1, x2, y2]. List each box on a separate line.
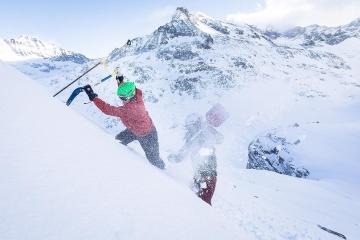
[93, 97, 124, 117]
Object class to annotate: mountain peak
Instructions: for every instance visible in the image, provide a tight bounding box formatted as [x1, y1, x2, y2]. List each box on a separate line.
[172, 7, 191, 21]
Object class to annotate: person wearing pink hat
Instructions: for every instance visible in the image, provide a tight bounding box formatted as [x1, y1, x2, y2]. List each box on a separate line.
[168, 104, 229, 205]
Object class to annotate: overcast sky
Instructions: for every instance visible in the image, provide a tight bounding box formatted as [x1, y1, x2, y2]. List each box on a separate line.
[1, 0, 359, 58]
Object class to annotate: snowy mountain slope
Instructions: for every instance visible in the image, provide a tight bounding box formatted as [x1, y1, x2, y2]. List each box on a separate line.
[262, 18, 360, 92]
[314, 37, 360, 81]
[0, 61, 253, 240]
[1, 61, 359, 240]
[215, 168, 360, 240]
[217, 86, 360, 238]
[0, 35, 89, 63]
[210, 86, 360, 239]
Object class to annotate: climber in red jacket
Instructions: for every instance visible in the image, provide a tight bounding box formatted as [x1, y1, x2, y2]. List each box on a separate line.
[83, 75, 165, 169]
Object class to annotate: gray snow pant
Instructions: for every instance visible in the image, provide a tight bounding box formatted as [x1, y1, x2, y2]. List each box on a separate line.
[115, 128, 165, 169]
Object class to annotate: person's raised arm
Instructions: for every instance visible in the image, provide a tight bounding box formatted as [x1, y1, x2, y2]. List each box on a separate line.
[83, 85, 124, 117]
[93, 98, 124, 117]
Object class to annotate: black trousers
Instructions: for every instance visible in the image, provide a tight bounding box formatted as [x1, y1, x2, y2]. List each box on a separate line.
[115, 128, 165, 169]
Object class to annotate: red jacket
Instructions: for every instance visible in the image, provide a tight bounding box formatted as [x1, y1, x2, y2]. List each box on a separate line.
[93, 88, 154, 137]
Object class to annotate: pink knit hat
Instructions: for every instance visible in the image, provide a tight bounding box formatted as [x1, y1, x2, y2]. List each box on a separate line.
[206, 103, 229, 127]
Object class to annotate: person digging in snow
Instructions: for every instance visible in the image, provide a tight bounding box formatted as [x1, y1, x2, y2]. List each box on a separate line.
[83, 75, 165, 169]
[168, 104, 229, 205]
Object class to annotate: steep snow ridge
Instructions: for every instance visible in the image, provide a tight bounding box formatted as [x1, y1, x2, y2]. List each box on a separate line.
[0, 61, 252, 240]
[0, 35, 89, 63]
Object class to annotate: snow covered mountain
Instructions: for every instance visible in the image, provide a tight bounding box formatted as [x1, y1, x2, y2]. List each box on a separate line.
[104, 7, 352, 100]
[0, 35, 89, 63]
[11, 8, 355, 99]
[7, 8, 358, 100]
[265, 18, 360, 47]
[0, 35, 91, 89]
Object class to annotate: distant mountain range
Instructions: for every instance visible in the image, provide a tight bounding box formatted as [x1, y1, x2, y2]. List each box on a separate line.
[265, 18, 360, 46]
[0, 35, 89, 63]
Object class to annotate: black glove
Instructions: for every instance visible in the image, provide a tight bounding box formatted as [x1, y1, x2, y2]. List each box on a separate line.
[83, 84, 98, 101]
[116, 75, 125, 87]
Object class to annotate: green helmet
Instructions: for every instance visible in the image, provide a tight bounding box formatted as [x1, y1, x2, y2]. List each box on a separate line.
[117, 82, 136, 99]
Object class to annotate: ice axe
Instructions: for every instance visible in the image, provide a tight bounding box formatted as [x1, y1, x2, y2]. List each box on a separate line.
[53, 60, 105, 97]
[65, 67, 122, 106]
